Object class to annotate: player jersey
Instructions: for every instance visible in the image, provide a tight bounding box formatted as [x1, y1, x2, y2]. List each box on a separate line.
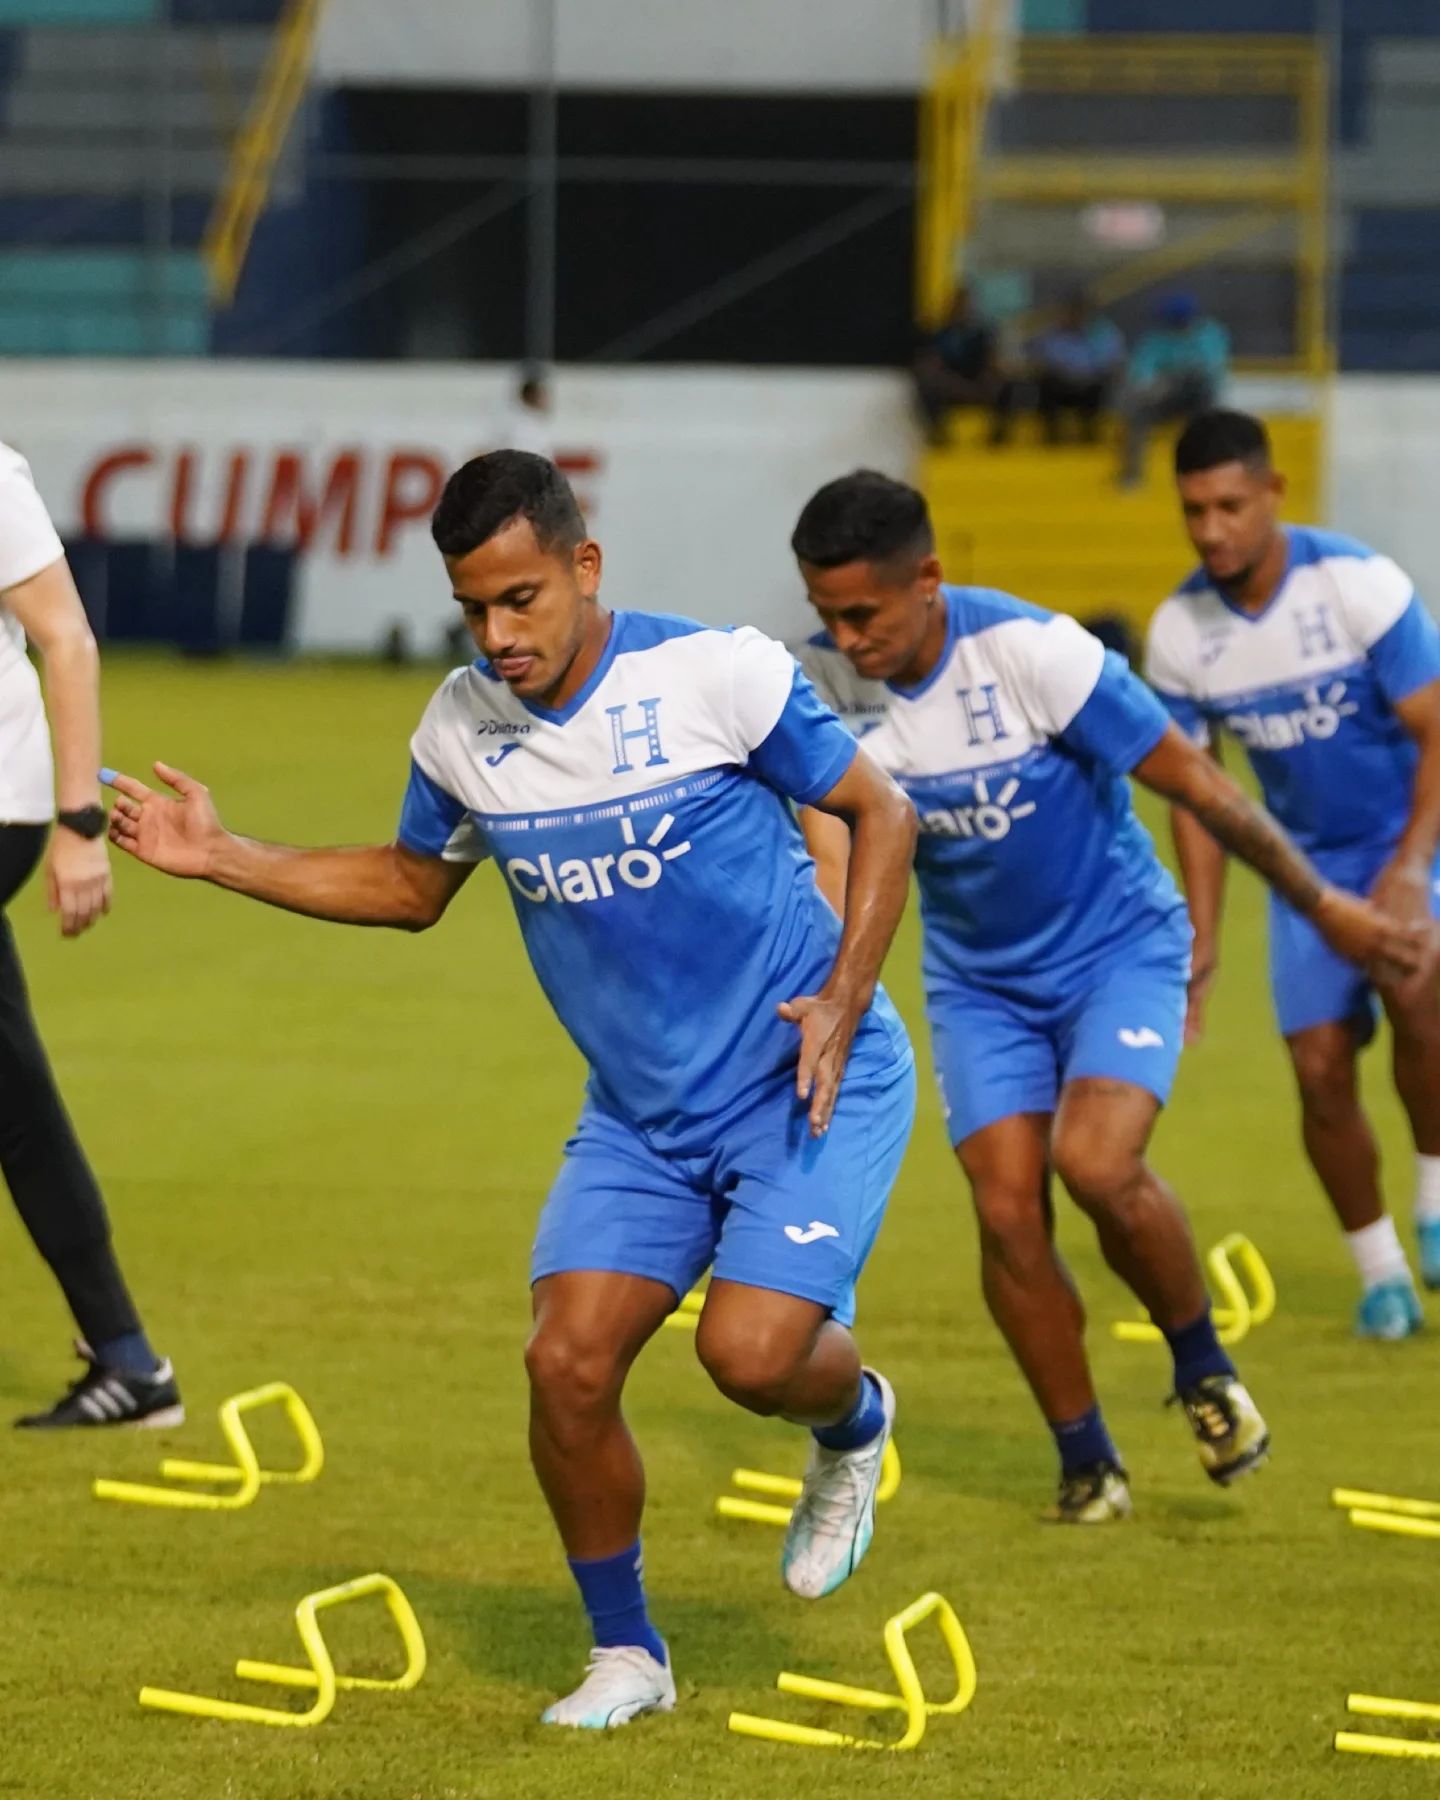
[397, 610, 911, 1153]
[798, 585, 1184, 994]
[1146, 527, 1440, 855]
[0, 441, 62, 822]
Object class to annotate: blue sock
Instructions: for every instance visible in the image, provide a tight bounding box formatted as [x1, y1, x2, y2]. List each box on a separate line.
[566, 1541, 665, 1662]
[1163, 1306, 1236, 1389]
[92, 1331, 159, 1376]
[813, 1371, 886, 1452]
[1050, 1403, 1121, 1475]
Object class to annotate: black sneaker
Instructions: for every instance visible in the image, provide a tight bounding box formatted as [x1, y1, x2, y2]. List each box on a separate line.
[1043, 1459, 1133, 1524]
[14, 1347, 183, 1429]
[1170, 1373, 1269, 1486]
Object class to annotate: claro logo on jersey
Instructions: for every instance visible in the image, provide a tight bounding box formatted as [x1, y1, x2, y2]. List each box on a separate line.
[505, 814, 692, 904]
[1223, 680, 1358, 752]
[918, 775, 1036, 842]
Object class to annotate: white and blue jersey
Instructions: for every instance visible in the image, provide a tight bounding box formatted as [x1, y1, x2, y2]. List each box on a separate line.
[801, 587, 1190, 1144]
[1146, 527, 1440, 854]
[398, 609, 915, 1317]
[1147, 526, 1440, 1038]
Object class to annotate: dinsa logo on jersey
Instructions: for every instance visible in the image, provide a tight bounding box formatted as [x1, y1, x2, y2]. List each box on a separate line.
[918, 775, 1036, 842]
[505, 814, 691, 905]
[1223, 680, 1358, 752]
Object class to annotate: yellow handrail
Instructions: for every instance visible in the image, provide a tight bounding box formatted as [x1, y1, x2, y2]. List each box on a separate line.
[917, 0, 1007, 328]
[203, 0, 328, 306]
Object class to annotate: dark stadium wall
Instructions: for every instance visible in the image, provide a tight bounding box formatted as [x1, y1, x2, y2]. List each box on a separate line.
[215, 86, 917, 366]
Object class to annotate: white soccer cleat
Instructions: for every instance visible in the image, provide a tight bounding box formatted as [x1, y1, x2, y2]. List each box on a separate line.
[540, 1644, 676, 1729]
[781, 1367, 895, 1600]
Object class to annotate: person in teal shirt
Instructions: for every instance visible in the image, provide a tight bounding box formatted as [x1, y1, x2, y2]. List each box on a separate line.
[1117, 292, 1229, 487]
[1026, 291, 1127, 444]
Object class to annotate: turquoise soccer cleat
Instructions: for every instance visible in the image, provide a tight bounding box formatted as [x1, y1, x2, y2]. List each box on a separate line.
[1417, 1220, 1440, 1291]
[1356, 1278, 1424, 1341]
[781, 1369, 895, 1599]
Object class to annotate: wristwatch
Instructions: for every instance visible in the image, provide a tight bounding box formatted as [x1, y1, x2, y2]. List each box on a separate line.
[56, 804, 107, 840]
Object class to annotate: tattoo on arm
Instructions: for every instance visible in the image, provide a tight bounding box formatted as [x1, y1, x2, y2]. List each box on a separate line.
[1185, 786, 1324, 916]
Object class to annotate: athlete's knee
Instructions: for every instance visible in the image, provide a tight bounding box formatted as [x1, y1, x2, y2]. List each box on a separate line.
[1052, 1124, 1146, 1222]
[523, 1321, 625, 1420]
[1289, 1035, 1357, 1128]
[970, 1180, 1049, 1273]
[694, 1317, 809, 1415]
[1388, 994, 1440, 1059]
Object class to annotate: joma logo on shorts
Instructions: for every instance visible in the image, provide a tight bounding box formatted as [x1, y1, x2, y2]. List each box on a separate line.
[505, 813, 691, 904]
[918, 776, 1036, 842]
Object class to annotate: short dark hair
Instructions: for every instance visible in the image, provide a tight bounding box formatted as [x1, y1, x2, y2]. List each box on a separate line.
[791, 470, 934, 570]
[1174, 409, 1271, 477]
[431, 450, 584, 559]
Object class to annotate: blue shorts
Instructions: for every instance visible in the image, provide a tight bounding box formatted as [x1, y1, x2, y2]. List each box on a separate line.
[927, 917, 1191, 1147]
[1270, 841, 1440, 1041]
[530, 1056, 916, 1328]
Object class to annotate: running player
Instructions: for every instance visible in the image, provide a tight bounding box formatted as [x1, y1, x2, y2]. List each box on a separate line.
[790, 469, 1430, 1523]
[1147, 408, 1440, 1339]
[105, 451, 917, 1728]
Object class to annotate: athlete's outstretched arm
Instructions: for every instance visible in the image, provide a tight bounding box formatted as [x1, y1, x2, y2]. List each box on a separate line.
[781, 748, 916, 1136]
[1374, 678, 1440, 926]
[106, 763, 472, 929]
[1134, 723, 1434, 985]
[1167, 738, 1230, 1042]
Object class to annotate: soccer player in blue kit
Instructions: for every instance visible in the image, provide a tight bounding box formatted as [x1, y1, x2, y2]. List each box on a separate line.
[792, 470, 1429, 1523]
[1148, 409, 1440, 1339]
[104, 453, 919, 1728]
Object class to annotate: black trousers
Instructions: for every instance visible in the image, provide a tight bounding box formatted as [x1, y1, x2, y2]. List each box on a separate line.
[1037, 372, 1111, 442]
[0, 824, 142, 1347]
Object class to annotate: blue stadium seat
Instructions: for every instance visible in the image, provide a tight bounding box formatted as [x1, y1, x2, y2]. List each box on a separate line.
[171, 0, 285, 20]
[1087, 1, 1318, 30]
[0, 0, 157, 21]
[0, 248, 209, 353]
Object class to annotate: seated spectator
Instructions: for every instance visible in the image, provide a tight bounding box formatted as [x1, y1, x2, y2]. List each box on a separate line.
[1026, 291, 1125, 444]
[913, 287, 1003, 446]
[1116, 292, 1229, 487]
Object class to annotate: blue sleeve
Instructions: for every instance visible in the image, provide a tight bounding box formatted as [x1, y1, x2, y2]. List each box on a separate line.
[397, 758, 467, 857]
[1370, 594, 1440, 705]
[1059, 651, 1172, 773]
[747, 666, 861, 805]
[1150, 683, 1209, 741]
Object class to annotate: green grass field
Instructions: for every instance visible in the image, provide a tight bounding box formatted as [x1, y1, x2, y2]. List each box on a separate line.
[4, 655, 1439, 1800]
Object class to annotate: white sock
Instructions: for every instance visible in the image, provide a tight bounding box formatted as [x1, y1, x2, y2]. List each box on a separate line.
[1347, 1215, 1412, 1291]
[1415, 1154, 1440, 1225]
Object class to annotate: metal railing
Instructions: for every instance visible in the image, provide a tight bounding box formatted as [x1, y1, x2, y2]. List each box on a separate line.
[202, 0, 326, 303]
[918, 32, 1334, 374]
[916, 0, 1008, 328]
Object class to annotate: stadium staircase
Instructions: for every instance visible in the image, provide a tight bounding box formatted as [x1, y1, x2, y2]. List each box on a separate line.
[1080, 0, 1440, 373]
[0, 0, 284, 355]
[919, 415, 1322, 634]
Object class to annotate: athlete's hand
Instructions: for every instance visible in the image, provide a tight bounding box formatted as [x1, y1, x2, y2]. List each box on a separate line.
[104, 763, 225, 880]
[1371, 853, 1435, 930]
[45, 827, 112, 938]
[1184, 941, 1219, 1044]
[778, 988, 865, 1138]
[1313, 885, 1439, 990]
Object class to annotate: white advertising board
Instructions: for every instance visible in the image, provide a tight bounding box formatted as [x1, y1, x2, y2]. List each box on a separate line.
[0, 361, 916, 653]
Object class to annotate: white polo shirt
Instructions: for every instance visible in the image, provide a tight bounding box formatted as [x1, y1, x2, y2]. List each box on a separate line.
[0, 442, 62, 822]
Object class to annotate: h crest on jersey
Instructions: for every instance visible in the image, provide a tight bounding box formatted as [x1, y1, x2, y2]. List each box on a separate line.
[607, 698, 669, 774]
[1294, 603, 1338, 660]
[956, 682, 1010, 747]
